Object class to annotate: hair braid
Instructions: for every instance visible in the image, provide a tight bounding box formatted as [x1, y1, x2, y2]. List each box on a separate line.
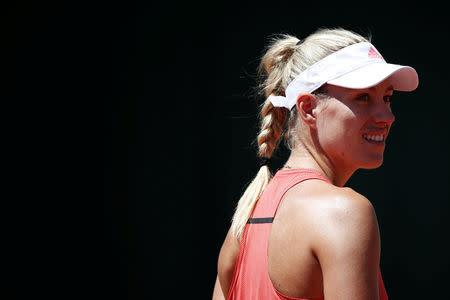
[230, 100, 287, 238]
[257, 100, 287, 158]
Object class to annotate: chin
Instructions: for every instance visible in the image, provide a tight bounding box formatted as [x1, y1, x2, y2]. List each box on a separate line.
[360, 157, 384, 169]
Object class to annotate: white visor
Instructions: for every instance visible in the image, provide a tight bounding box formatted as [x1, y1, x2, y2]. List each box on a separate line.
[268, 42, 419, 110]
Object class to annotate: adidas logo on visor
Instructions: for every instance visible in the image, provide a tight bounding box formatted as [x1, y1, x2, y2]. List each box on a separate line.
[368, 46, 383, 60]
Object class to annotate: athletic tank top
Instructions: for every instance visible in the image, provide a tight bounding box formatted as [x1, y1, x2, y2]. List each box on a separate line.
[227, 168, 388, 300]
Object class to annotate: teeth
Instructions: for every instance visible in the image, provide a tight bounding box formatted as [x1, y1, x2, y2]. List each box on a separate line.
[363, 134, 384, 142]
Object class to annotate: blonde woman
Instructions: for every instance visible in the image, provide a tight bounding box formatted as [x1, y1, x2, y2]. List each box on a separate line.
[213, 28, 418, 300]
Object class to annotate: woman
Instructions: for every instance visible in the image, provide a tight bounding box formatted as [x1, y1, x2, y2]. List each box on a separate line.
[213, 28, 418, 300]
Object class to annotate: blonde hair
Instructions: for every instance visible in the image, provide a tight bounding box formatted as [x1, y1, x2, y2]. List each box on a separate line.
[230, 28, 370, 238]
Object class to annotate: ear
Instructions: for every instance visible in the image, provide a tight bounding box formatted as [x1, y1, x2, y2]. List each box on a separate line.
[296, 94, 319, 129]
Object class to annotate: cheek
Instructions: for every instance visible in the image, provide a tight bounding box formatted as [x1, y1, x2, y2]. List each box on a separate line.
[315, 105, 365, 161]
[317, 104, 358, 142]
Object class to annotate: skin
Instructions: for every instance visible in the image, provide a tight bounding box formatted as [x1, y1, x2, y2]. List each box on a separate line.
[214, 79, 396, 300]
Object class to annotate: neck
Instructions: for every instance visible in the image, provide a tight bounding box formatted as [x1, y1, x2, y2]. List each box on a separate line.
[284, 144, 356, 187]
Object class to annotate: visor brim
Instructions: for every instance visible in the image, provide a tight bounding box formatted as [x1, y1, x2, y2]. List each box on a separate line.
[327, 63, 419, 91]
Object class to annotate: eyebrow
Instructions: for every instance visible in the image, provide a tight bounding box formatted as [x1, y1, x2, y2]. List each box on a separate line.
[368, 85, 394, 92]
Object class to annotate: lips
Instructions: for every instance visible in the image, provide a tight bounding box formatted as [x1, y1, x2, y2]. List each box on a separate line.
[363, 134, 385, 142]
[362, 127, 389, 144]
[362, 125, 388, 144]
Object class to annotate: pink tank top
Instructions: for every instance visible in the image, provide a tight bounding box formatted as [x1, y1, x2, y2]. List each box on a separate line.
[227, 168, 388, 300]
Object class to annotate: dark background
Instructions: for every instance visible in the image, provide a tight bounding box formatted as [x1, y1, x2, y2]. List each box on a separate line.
[6, 1, 450, 299]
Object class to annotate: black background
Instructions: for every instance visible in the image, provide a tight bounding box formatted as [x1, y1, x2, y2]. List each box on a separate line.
[5, 1, 450, 299]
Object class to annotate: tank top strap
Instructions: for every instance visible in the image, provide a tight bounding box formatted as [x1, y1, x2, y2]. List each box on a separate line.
[255, 168, 332, 220]
[281, 168, 331, 190]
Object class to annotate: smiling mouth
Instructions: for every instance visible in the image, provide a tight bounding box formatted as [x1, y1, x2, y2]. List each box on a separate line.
[362, 134, 385, 144]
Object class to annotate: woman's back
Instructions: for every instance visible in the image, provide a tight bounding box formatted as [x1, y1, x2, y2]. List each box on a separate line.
[268, 172, 335, 298]
[225, 168, 388, 300]
[268, 169, 385, 299]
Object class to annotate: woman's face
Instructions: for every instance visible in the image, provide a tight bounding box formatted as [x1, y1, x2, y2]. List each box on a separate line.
[315, 79, 396, 171]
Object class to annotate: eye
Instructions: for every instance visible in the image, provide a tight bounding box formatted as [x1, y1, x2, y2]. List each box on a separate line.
[356, 94, 370, 102]
[384, 95, 394, 103]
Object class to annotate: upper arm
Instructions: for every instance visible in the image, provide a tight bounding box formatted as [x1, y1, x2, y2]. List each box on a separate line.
[312, 190, 381, 300]
[217, 228, 240, 298]
[212, 275, 226, 300]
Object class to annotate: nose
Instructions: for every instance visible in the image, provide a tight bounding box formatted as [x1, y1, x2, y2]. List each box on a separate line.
[372, 101, 395, 126]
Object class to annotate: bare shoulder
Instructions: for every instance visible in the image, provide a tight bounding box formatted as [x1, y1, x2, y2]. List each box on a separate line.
[308, 184, 380, 254]
[269, 180, 382, 299]
[280, 179, 377, 228]
[319, 185, 377, 225]
[271, 180, 381, 298]
[313, 186, 381, 299]
[275, 180, 380, 262]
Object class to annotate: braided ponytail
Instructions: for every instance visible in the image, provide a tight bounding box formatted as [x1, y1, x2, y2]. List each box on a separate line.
[230, 36, 296, 238]
[230, 101, 287, 238]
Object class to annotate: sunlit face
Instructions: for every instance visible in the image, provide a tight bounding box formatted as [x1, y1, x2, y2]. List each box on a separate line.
[315, 79, 396, 171]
